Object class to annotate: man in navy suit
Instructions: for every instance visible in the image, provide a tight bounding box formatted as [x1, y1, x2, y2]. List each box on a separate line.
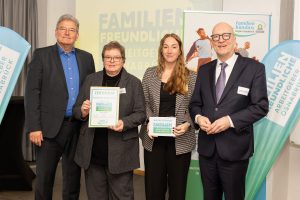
[25, 14, 95, 199]
[189, 22, 269, 200]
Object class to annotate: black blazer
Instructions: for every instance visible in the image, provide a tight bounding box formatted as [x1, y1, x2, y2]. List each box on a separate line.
[73, 69, 146, 174]
[189, 55, 269, 161]
[25, 44, 95, 138]
[140, 66, 196, 155]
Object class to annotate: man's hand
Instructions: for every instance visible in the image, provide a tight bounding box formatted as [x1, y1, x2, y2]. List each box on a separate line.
[29, 131, 43, 146]
[81, 100, 90, 118]
[207, 116, 230, 135]
[196, 115, 212, 132]
[173, 122, 190, 137]
[109, 120, 124, 132]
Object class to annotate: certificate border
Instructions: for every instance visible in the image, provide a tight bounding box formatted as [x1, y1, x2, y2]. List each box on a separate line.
[149, 117, 176, 137]
[88, 86, 120, 127]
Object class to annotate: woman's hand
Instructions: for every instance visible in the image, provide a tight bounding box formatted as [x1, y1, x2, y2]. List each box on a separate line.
[108, 120, 124, 132]
[173, 122, 190, 137]
[81, 100, 90, 119]
[147, 123, 157, 140]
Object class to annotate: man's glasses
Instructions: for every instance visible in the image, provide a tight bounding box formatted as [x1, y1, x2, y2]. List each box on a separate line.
[210, 33, 232, 42]
[103, 56, 123, 62]
[57, 27, 77, 34]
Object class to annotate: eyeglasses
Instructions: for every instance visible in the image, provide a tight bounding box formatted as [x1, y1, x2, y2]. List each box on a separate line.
[103, 56, 123, 62]
[57, 27, 77, 34]
[210, 33, 232, 42]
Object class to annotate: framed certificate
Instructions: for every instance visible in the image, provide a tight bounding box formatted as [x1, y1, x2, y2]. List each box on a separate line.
[89, 86, 120, 127]
[149, 117, 176, 137]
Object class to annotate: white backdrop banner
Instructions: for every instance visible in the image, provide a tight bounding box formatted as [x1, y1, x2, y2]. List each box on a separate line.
[183, 11, 270, 72]
[76, 0, 222, 78]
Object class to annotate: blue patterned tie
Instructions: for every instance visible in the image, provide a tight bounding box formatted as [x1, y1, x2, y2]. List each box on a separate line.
[216, 62, 228, 103]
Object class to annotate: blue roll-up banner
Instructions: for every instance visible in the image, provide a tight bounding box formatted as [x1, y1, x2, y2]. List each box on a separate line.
[246, 40, 300, 200]
[0, 26, 31, 124]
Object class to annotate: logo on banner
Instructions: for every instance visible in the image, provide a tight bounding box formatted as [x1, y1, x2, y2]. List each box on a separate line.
[234, 20, 266, 36]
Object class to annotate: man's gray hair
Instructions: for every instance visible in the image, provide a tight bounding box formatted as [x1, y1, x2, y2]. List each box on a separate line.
[56, 14, 79, 31]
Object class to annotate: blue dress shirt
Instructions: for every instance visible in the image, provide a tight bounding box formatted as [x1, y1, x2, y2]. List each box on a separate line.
[57, 45, 79, 117]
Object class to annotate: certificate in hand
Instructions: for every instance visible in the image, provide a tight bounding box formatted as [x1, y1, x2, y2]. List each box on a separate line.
[89, 86, 119, 127]
[149, 117, 176, 137]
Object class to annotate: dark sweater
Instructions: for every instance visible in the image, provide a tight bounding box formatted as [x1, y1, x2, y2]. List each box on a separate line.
[91, 68, 123, 166]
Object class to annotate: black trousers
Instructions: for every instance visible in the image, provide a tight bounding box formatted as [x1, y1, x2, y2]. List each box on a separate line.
[198, 151, 249, 200]
[85, 164, 134, 200]
[35, 121, 81, 200]
[144, 137, 191, 200]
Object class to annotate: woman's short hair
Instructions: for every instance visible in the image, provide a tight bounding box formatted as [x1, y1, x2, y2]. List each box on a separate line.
[101, 41, 126, 62]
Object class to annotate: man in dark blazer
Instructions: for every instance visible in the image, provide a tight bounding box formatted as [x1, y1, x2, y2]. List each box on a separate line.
[189, 22, 269, 200]
[25, 14, 95, 200]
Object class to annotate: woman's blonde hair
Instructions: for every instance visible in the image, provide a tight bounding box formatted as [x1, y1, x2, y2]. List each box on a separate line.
[157, 33, 189, 95]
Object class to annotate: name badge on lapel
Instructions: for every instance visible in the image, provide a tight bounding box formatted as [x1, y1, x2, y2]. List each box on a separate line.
[120, 88, 126, 94]
[237, 86, 249, 96]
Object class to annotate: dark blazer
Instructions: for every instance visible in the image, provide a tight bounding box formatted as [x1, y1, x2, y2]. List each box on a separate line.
[189, 55, 269, 161]
[140, 66, 197, 155]
[73, 69, 146, 174]
[25, 44, 95, 138]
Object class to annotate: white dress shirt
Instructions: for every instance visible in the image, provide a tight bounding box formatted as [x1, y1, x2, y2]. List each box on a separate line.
[215, 54, 238, 85]
[195, 53, 238, 128]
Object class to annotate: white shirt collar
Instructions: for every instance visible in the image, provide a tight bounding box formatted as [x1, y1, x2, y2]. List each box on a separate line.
[216, 53, 238, 69]
[215, 54, 239, 84]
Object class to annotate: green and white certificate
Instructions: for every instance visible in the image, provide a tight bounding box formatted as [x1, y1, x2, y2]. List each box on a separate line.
[89, 86, 120, 127]
[149, 117, 176, 137]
